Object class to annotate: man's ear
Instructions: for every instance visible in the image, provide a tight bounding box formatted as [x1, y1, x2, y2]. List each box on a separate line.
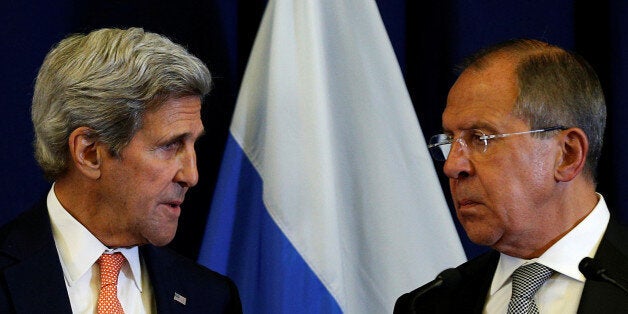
[68, 127, 102, 180]
[555, 128, 588, 182]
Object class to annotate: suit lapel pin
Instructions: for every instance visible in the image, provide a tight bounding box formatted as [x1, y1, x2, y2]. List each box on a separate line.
[174, 292, 187, 305]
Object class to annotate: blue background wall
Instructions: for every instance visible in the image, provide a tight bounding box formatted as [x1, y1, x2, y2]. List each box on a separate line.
[1, 0, 627, 260]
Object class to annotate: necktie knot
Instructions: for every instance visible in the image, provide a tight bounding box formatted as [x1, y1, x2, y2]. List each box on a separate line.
[98, 252, 126, 286]
[507, 263, 554, 314]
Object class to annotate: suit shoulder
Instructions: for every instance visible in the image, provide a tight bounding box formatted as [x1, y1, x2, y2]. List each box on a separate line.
[0, 202, 51, 263]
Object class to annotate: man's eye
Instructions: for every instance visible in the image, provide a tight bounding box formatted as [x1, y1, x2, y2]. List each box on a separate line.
[469, 131, 487, 146]
[441, 135, 454, 144]
[162, 141, 181, 151]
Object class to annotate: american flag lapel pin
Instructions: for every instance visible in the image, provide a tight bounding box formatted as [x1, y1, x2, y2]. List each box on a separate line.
[174, 292, 187, 305]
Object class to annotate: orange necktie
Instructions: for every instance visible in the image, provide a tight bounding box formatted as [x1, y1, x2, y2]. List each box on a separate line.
[97, 252, 126, 314]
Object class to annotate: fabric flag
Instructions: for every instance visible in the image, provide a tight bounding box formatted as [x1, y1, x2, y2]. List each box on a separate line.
[197, 0, 467, 313]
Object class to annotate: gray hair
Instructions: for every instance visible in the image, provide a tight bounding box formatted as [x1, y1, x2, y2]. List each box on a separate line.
[461, 39, 607, 181]
[32, 27, 212, 180]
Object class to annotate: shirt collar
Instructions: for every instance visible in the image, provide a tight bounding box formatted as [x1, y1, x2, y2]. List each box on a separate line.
[47, 184, 144, 291]
[490, 193, 610, 295]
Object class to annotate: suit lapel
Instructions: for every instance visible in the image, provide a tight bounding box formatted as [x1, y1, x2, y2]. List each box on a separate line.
[4, 242, 72, 313]
[142, 245, 185, 314]
[578, 221, 628, 313]
[406, 250, 497, 313]
[459, 250, 499, 313]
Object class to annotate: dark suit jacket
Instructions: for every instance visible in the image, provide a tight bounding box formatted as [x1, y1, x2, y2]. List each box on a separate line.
[394, 221, 628, 314]
[0, 199, 242, 313]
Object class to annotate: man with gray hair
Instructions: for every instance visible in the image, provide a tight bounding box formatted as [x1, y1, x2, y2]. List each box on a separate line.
[395, 39, 628, 313]
[0, 27, 242, 313]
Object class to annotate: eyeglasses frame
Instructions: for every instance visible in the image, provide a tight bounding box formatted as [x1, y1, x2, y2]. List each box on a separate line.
[428, 125, 569, 161]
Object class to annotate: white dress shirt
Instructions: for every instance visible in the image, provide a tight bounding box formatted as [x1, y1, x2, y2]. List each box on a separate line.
[484, 194, 610, 313]
[47, 185, 155, 313]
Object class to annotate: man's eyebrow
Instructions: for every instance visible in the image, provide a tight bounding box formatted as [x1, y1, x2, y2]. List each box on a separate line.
[158, 129, 205, 146]
[442, 121, 499, 134]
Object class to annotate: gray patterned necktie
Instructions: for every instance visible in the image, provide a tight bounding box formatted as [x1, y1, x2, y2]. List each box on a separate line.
[507, 263, 554, 314]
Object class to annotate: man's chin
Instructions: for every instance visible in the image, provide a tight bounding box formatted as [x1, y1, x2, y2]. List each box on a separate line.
[146, 227, 178, 247]
[149, 237, 175, 247]
[463, 226, 500, 247]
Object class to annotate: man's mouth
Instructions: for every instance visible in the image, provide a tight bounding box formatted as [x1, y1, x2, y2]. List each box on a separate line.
[161, 200, 183, 218]
[457, 199, 480, 209]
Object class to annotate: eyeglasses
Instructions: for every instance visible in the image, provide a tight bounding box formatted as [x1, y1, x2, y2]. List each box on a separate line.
[428, 126, 568, 161]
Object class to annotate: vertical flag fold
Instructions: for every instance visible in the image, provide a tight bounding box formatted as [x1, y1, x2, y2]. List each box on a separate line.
[198, 0, 467, 313]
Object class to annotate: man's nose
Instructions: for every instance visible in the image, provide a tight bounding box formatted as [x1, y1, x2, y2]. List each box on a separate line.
[175, 145, 199, 187]
[443, 139, 473, 179]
